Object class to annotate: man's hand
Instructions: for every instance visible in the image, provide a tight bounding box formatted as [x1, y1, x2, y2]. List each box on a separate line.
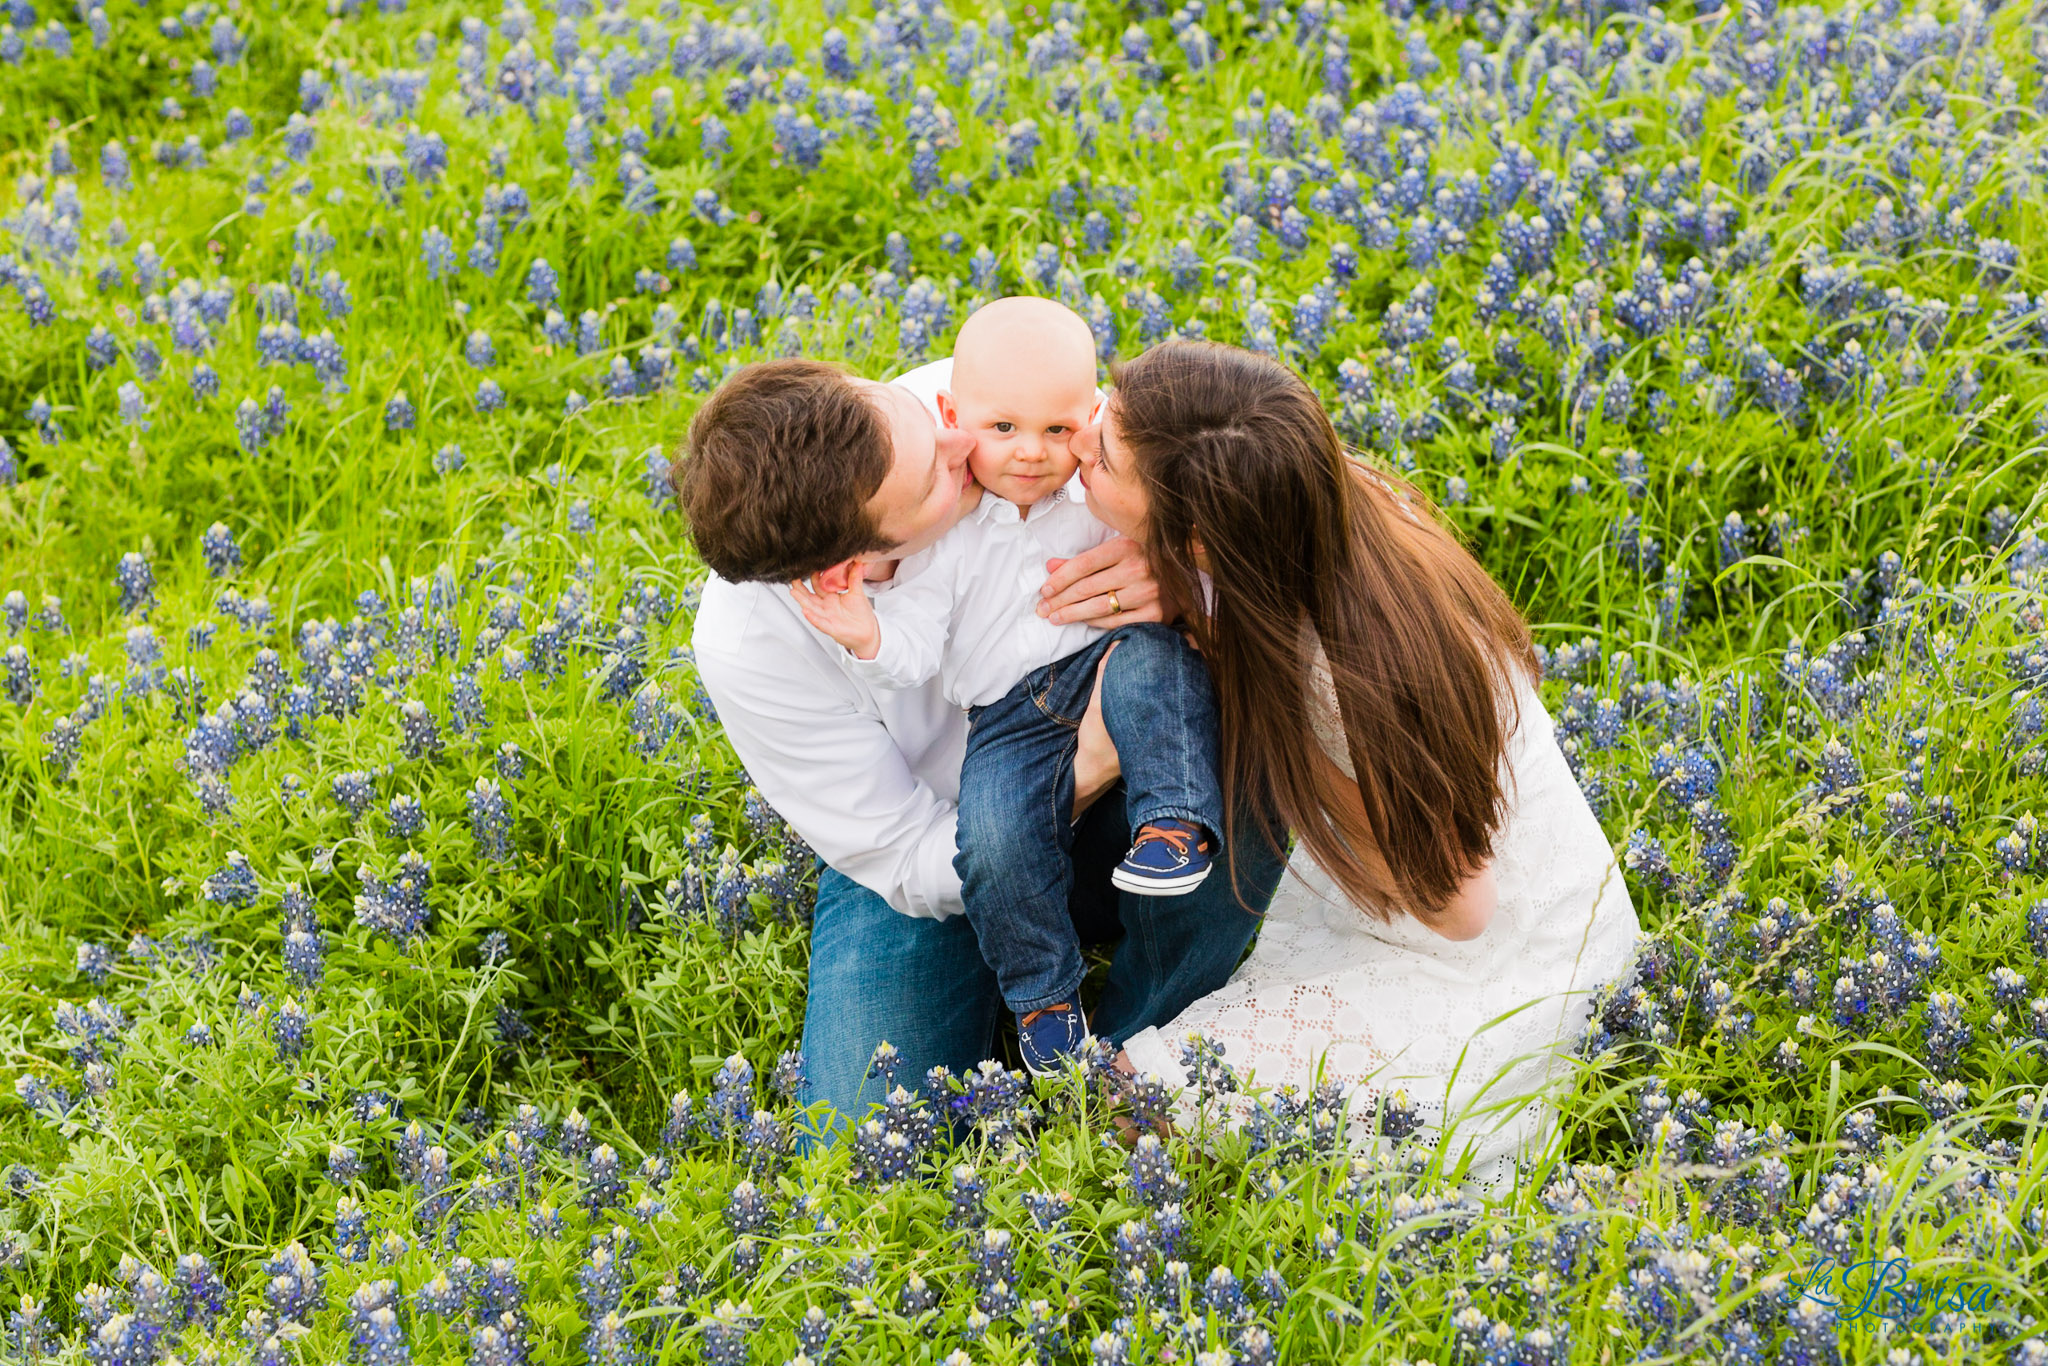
[790, 566, 883, 660]
[1072, 641, 1122, 821]
[1038, 536, 1180, 626]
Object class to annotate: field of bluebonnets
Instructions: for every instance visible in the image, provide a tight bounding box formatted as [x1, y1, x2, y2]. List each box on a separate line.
[3, 0, 2048, 1358]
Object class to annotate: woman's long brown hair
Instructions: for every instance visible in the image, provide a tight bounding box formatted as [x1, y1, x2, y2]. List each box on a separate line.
[1109, 340, 1540, 925]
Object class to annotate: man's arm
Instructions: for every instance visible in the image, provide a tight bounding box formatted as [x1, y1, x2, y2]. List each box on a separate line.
[693, 595, 965, 920]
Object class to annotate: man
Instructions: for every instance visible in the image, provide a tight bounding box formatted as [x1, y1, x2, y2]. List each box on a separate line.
[674, 353, 1286, 1144]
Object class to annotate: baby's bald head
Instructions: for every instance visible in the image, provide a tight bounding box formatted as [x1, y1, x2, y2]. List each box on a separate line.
[951, 296, 1097, 398]
[941, 296, 1101, 509]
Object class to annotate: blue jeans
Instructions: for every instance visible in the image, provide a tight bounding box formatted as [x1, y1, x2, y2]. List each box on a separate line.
[958, 624, 1223, 1014]
[793, 772, 1286, 1149]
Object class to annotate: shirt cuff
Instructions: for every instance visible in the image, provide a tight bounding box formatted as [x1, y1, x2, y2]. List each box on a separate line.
[1118, 1026, 1192, 1090]
[839, 637, 924, 692]
[903, 806, 966, 921]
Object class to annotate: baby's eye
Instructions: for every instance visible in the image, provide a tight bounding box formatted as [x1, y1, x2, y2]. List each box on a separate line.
[1046, 426, 1070, 436]
[992, 421, 1014, 434]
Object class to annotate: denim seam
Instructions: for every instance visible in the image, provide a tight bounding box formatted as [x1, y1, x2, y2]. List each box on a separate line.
[1032, 684, 1084, 728]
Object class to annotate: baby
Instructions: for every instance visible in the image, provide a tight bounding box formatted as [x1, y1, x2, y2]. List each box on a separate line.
[795, 296, 1229, 1076]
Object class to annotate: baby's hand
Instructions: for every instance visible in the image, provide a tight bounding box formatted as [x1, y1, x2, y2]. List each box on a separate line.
[790, 566, 883, 660]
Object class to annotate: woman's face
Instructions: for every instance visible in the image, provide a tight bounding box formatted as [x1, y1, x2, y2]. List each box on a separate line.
[1073, 401, 1150, 541]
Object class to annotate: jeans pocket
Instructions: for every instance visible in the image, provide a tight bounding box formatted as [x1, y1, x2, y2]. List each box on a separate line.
[1031, 660, 1085, 727]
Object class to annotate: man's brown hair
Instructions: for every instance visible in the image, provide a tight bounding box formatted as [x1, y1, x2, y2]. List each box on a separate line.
[671, 358, 896, 583]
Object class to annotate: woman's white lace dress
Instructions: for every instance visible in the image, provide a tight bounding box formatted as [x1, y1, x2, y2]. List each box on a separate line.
[1119, 634, 1643, 1198]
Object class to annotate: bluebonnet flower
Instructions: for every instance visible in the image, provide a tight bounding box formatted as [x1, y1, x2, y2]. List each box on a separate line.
[434, 444, 465, 475]
[1126, 1132, 1184, 1208]
[198, 522, 243, 577]
[397, 699, 443, 760]
[577, 1144, 627, 1215]
[89, 136, 135, 196]
[1608, 514, 1662, 578]
[475, 380, 505, 413]
[576, 1242, 627, 1333]
[311, 269, 352, 319]
[84, 325, 121, 372]
[413, 1270, 466, 1320]
[114, 551, 155, 617]
[1811, 738, 1867, 817]
[272, 996, 310, 1062]
[465, 330, 496, 368]
[302, 331, 348, 392]
[280, 914, 325, 991]
[1717, 511, 1751, 570]
[1614, 448, 1648, 499]
[14, 1073, 77, 1123]
[2, 646, 36, 705]
[419, 226, 458, 279]
[129, 338, 164, 383]
[386, 794, 425, 839]
[690, 187, 735, 225]
[170, 1252, 227, 1330]
[24, 396, 60, 446]
[345, 1283, 409, 1366]
[385, 392, 416, 433]
[524, 257, 558, 310]
[1922, 990, 1973, 1075]
[356, 853, 433, 944]
[469, 778, 511, 860]
[77, 940, 115, 984]
[202, 851, 260, 906]
[468, 229, 500, 275]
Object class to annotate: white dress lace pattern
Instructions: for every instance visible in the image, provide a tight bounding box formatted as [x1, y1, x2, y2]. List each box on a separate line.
[1119, 633, 1644, 1198]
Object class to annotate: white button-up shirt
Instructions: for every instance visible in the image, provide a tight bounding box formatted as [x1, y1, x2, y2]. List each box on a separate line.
[842, 470, 1115, 709]
[690, 359, 972, 920]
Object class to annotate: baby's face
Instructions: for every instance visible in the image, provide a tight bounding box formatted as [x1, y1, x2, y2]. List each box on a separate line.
[945, 367, 1100, 508]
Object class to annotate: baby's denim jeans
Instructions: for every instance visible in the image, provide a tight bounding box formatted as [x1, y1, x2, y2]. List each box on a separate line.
[955, 621, 1227, 1014]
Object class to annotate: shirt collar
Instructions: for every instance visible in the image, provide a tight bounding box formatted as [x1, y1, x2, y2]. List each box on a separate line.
[972, 469, 1088, 525]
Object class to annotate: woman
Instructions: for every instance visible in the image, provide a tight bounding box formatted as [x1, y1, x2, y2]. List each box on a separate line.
[1070, 340, 1643, 1197]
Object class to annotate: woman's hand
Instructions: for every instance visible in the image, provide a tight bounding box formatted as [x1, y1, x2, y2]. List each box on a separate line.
[1072, 642, 1122, 821]
[1038, 536, 1180, 626]
[789, 566, 882, 660]
[1105, 1049, 1178, 1149]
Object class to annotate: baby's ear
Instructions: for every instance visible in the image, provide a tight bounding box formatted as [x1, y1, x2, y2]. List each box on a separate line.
[812, 559, 864, 595]
[936, 390, 960, 429]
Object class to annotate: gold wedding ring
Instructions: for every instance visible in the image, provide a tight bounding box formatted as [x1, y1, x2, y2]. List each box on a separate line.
[1107, 591, 1121, 616]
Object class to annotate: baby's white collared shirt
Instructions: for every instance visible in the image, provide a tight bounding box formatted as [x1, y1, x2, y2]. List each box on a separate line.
[844, 470, 1116, 710]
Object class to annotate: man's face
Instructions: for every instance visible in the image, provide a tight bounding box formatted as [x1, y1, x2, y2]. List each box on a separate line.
[856, 380, 979, 563]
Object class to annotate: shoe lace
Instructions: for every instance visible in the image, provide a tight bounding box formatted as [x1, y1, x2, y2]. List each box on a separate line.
[1019, 1002, 1072, 1030]
[1134, 822, 1201, 856]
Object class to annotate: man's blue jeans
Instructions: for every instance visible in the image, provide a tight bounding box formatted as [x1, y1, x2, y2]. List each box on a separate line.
[793, 771, 1286, 1149]
[957, 623, 1224, 1015]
